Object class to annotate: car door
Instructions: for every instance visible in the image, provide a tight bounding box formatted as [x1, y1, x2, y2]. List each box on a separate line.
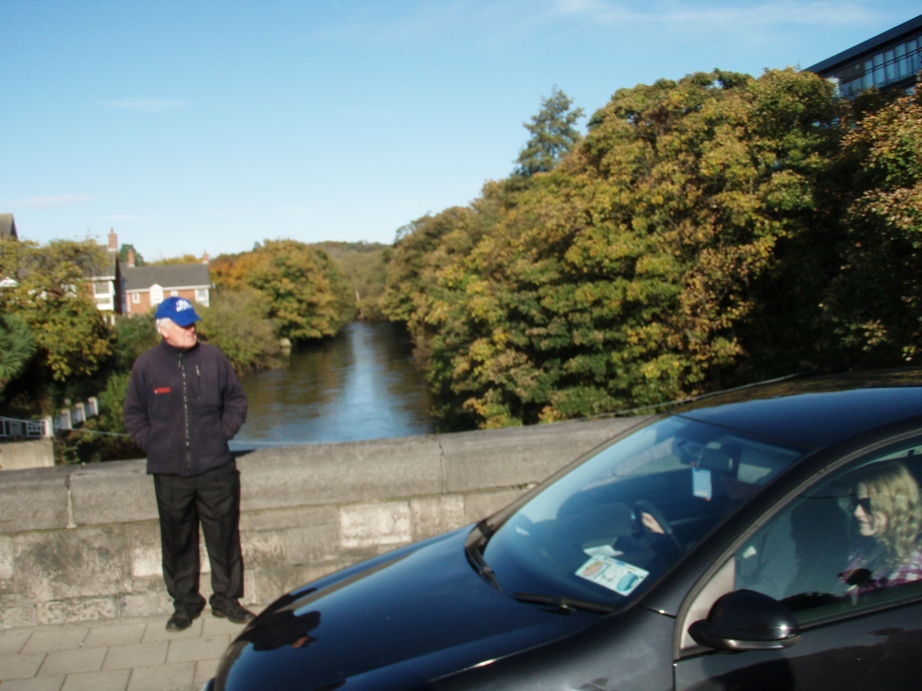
[674, 434, 922, 690]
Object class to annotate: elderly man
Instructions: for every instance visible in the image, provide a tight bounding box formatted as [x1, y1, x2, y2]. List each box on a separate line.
[124, 296, 253, 631]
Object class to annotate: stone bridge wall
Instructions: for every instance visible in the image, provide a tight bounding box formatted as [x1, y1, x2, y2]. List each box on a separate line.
[0, 417, 649, 628]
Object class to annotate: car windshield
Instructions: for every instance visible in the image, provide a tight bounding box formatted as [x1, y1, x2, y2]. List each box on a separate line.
[482, 415, 808, 609]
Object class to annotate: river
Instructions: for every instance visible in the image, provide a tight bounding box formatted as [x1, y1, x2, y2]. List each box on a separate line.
[229, 321, 435, 449]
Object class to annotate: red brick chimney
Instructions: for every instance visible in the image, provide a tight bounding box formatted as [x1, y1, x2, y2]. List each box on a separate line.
[201, 250, 210, 265]
[108, 228, 118, 251]
[127, 249, 136, 267]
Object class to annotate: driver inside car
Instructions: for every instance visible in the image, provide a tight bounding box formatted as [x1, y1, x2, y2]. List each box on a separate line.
[640, 451, 797, 601]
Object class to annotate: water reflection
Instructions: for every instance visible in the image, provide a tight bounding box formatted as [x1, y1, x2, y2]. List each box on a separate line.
[230, 322, 435, 449]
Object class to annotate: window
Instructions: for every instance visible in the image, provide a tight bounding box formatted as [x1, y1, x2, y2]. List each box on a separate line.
[150, 284, 164, 305]
[131, 293, 140, 304]
[736, 438, 922, 625]
[680, 436, 922, 651]
[196, 288, 209, 306]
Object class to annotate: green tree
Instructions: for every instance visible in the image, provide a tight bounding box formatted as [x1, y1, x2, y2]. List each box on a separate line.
[0, 313, 36, 393]
[385, 69, 844, 430]
[514, 86, 585, 177]
[115, 313, 158, 370]
[198, 288, 283, 373]
[310, 241, 390, 320]
[118, 243, 145, 266]
[68, 371, 144, 464]
[149, 254, 203, 265]
[214, 240, 355, 343]
[821, 84, 922, 367]
[0, 238, 114, 386]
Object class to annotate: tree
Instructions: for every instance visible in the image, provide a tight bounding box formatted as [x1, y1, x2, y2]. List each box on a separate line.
[514, 86, 585, 177]
[0, 238, 114, 386]
[198, 288, 282, 373]
[118, 243, 145, 266]
[212, 240, 355, 343]
[0, 313, 36, 393]
[820, 84, 922, 367]
[149, 254, 203, 265]
[309, 241, 390, 321]
[385, 69, 845, 430]
[115, 313, 158, 371]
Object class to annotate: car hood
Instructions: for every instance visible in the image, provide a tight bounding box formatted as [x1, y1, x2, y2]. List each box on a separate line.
[215, 527, 598, 691]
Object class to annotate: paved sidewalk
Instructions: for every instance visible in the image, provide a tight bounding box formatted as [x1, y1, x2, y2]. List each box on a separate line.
[0, 611, 253, 691]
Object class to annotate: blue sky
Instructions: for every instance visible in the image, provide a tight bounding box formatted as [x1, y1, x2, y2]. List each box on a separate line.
[2, 1, 919, 261]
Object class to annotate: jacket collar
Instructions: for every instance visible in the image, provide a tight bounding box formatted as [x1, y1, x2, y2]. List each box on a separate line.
[159, 339, 201, 358]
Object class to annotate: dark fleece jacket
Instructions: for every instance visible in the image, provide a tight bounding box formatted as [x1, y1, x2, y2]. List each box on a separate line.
[124, 339, 248, 476]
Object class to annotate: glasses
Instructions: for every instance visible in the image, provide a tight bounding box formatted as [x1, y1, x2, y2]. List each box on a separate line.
[849, 496, 873, 513]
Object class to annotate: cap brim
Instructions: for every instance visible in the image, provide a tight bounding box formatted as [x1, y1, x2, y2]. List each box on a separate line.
[171, 312, 202, 327]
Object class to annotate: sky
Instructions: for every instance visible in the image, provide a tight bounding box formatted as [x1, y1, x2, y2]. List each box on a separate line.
[2, 1, 920, 261]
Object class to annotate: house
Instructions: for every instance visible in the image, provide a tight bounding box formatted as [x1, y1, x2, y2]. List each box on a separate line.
[86, 229, 122, 315]
[121, 255, 212, 316]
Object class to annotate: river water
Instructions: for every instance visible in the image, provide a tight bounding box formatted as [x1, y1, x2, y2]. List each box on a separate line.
[230, 321, 435, 449]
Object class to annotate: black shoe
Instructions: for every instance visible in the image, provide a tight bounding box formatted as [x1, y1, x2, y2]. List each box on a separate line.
[212, 600, 255, 625]
[166, 609, 193, 632]
[166, 604, 203, 632]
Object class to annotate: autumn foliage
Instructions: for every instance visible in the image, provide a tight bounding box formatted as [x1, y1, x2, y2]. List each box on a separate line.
[382, 70, 921, 430]
[211, 239, 355, 343]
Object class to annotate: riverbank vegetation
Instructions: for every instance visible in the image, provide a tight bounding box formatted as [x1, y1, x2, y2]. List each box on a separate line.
[311, 241, 390, 321]
[0, 236, 356, 462]
[211, 239, 355, 341]
[381, 70, 922, 430]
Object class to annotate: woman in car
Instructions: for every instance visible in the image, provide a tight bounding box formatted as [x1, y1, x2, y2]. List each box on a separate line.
[842, 462, 922, 595]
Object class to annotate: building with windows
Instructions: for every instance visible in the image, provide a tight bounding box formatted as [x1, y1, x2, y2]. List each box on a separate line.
[807, 14, 922, 98]
[85, 229, 122, 315]
[121, 261, 212, 316]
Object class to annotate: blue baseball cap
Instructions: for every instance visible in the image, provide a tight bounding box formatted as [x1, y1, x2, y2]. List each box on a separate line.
[154, 297, 202, 327]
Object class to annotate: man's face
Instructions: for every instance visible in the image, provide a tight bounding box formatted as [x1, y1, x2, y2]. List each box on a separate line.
[160, 319, 198, 349]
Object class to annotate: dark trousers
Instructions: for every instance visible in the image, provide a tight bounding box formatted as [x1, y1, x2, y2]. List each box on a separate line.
[153, 461, 244, 613]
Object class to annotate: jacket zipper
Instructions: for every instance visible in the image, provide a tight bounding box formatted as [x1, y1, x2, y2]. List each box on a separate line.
[179, 353, 192, 472]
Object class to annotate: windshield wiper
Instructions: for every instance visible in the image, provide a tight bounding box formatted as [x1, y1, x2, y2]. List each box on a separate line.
[513, 592, 614, 615]
[465, 522, 503, 592]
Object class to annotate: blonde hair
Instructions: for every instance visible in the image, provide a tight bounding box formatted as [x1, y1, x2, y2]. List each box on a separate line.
[860, 462, 922, 566]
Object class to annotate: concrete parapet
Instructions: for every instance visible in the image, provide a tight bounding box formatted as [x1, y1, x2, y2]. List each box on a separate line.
[0, 439, 55, 470]
[240, 434, 445, 510]
[0, 465, 71, 533]
[0, 415, 650, 627]
[70, 460, 159, 526]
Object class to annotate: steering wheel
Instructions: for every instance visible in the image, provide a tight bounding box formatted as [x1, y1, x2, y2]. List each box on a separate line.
[633, 500, 684, 554]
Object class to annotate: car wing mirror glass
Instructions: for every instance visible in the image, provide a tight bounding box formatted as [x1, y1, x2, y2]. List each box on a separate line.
[688, 589, 801, 651]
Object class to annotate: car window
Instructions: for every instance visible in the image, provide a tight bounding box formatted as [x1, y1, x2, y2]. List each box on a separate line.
[481, 416, 807, 609]
[734, 437, 922, 626]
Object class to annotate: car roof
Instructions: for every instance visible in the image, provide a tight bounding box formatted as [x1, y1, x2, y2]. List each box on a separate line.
[672, 368, 922, 450]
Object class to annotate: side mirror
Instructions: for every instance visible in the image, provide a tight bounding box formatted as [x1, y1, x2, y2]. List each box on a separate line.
[688, 589, 801, 651]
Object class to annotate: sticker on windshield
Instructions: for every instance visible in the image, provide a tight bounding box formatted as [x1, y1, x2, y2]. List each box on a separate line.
[693, 467, 713, 500]
[575, 556, 649, 596]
